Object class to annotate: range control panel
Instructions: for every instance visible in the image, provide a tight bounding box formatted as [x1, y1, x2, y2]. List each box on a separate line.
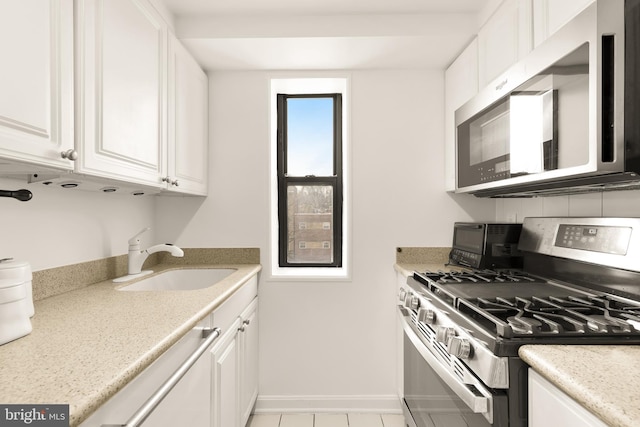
[554, 224, 631, 255]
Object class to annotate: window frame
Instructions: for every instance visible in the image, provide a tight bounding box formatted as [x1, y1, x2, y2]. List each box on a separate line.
[276, 93, 343, 268]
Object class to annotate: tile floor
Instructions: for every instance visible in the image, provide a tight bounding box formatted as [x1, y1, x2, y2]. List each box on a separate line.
[246, 413, 406, 427]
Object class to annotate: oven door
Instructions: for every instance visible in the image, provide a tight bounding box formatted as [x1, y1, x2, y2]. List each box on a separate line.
[400, 313, 508, 427]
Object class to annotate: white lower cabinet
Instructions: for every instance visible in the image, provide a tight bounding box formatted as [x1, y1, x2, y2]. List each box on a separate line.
[211, 296, 259, 427]
[238, 299, 259, 426]
[528, 369, 607, 427]
[79, 275, 259, 427]
[211, 318, 240, 427]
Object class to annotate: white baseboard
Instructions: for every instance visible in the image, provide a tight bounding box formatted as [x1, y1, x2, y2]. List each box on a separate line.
[253, 395, 403, 414]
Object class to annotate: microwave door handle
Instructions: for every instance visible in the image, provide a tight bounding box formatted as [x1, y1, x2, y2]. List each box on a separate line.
[400, 315, 493, 421]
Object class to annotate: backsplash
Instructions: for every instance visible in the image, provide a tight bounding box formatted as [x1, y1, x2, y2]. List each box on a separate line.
[395, 247, 451, 264]
[32, 248, 260, 301]
[495, 190, 640, 222]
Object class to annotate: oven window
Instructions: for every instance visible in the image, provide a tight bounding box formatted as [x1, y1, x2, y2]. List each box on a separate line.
[404, 334, 491, 427]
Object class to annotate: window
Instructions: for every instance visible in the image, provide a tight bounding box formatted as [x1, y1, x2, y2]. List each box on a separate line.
[269, 78, 350, 280]
[277, 93, 343, 267]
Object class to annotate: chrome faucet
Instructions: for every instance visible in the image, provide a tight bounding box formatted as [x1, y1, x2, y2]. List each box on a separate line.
[126, 227, 184, 275]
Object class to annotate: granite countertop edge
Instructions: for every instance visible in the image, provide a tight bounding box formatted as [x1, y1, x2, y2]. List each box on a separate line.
[0, 262, 262, 426]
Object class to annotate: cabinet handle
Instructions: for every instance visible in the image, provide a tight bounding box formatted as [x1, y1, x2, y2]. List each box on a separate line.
[60, 149, 78, 161]
[238, 318, 251, 332]
[161, 177, 180, 187]
[102, 327, 221, 427]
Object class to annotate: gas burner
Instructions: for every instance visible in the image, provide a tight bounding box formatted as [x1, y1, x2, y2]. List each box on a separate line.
[418, 269, 540, 284]
[459, 294, 640, 338]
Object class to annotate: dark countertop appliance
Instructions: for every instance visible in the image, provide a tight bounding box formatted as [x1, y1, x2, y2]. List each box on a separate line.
[399, 217, 640, 427]
[449, 222, 523, 269]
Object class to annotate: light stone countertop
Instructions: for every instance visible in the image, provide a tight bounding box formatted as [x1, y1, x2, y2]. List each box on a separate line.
[519, 345, 640, 427]
[0, 262, 261, 426]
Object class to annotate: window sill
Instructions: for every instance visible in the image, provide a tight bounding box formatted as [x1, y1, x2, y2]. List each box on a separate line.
[267, 266, 351, 282]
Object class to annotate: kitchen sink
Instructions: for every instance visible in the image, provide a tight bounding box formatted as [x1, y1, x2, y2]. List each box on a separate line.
[117, 268, 237, 291]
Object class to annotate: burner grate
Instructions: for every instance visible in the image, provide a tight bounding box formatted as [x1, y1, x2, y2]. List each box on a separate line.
[460, 294, 640, 337]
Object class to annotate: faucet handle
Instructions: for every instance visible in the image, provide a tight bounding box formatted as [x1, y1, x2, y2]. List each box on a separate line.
[128, 227, 151, 248]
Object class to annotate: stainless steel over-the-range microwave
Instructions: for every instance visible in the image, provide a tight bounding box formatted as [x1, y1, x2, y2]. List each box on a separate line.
[455, 0, 640, 197]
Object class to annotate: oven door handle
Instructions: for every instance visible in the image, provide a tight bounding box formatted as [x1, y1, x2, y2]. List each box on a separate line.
[400, 314, 491, 418]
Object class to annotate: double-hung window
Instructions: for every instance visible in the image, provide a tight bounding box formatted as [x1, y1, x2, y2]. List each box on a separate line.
[276, 93, 343, 268]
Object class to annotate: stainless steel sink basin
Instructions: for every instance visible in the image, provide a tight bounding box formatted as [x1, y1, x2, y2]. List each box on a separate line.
[117, 268, 237, 291]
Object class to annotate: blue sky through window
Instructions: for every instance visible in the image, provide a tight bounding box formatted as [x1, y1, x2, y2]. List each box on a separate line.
[287, 97, 333, 176]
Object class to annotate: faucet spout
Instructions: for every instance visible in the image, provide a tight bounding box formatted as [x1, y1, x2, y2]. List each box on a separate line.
[116, 227, 185, 279]
[146, 244, 185, 258]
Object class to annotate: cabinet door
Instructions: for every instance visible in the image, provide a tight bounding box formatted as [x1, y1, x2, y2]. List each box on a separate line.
[238, 299, 259, 427]
[0, 0, 74, 171]
[75, 0, 167, 187]
[529, 369, 607, 427]
[211, 320, 240, 427]
[166, 35, 208, 195]
[533, 0, 594, 47]
[444, 38, 478, 191]
[478, 0, 533, 87]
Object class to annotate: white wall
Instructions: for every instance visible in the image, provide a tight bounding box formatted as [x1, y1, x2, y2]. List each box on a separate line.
[0, 176, 157, 271]
[156, 68, 495, 412]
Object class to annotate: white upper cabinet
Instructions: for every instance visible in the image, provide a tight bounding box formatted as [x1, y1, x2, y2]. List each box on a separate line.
[0, 0, 74, 171]
[75, 0, 167, 188]
[478, 0, 533, 88]
[444, 38, 479, 192]
[533, 0, 595, 47]
[166, 35, 208, 196]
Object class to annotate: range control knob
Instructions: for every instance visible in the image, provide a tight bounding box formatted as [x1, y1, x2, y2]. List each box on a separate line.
[435, 326, 456, 345]
[398, 288, 407, 302]
[409, 295, 420, 310]
[417, 308, 436, 324]
[403, 292, 413, 308]
[447, 337, 473, 359]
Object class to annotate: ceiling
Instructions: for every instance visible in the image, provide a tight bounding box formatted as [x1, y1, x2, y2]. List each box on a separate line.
[161, 0, 494, 70]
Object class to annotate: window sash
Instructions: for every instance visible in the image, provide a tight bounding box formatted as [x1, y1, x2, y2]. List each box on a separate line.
[277, 93, 343, 268]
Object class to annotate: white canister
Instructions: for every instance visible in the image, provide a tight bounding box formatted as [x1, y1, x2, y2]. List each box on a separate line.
[0, 260, 33, 345]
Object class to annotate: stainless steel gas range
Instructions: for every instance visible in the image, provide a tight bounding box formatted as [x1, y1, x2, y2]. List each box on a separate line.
[398, 217, 640, 427]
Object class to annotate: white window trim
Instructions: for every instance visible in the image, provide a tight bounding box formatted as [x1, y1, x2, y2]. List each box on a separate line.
[269, 76, 351, 281]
